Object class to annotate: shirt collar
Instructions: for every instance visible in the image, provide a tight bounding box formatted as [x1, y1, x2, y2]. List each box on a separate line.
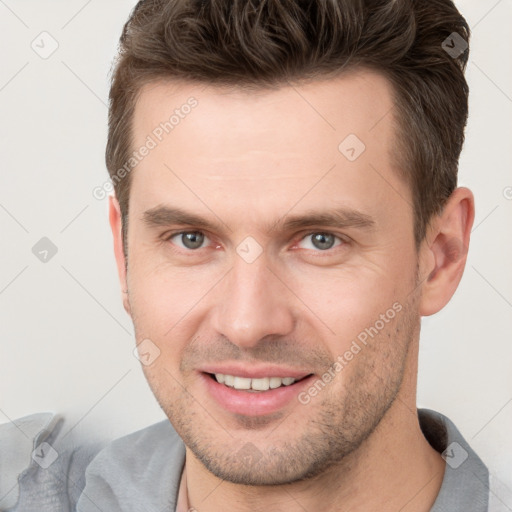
[171, 408, 489, 511]
[419, 408, 489, 511]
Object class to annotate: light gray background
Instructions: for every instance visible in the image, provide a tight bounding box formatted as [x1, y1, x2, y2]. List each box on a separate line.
[1, 0, 511, 490]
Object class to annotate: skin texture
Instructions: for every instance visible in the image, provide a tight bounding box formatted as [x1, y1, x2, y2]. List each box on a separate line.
[109, 69, 474, 511]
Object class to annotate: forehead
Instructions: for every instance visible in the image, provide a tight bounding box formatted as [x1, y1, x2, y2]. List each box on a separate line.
[128, 69, 410, 235]
[132, 69, 396, 164]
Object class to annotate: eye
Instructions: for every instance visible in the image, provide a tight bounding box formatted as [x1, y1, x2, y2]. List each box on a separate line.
[167, 231, 210, 250]
[297, 232, 344, 251]
[164, 230, 346, 254]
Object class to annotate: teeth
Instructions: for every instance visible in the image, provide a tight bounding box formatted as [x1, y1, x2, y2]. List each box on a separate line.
[214, 374, 298, 391]
[233, 376, 251, 390]
[251, 377, 269, 391]
[269, 377, 282, 389]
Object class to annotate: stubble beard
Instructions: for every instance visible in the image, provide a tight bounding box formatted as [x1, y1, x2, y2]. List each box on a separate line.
[141, 291, 420, 487]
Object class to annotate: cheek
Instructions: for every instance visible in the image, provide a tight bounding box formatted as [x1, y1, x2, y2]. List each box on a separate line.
[126, 254, 218, 349]
[289, 263, 410, 354]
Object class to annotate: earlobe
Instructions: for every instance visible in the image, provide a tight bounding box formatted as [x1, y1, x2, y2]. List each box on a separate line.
[419, 187, 475, 316]
[108, 194, 131, 316]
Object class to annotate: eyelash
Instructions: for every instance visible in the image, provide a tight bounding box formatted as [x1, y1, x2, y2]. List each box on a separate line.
[162, 230, 348, 255]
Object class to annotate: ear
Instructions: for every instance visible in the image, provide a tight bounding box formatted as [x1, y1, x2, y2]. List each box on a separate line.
[108, 194, 131, 316]
[419, 187, 475, 316]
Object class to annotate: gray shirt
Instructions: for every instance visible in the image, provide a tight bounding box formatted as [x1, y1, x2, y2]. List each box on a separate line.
[75, 408, 492, 512]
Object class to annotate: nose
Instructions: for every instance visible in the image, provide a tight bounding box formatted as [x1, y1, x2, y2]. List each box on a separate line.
[210, 254, 295, 349]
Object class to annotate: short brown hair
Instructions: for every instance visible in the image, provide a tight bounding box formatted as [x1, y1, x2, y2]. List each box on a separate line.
[106, 0, 470, 250]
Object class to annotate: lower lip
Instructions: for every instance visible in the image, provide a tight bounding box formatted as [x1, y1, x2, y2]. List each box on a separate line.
[201, 373, 314, 416]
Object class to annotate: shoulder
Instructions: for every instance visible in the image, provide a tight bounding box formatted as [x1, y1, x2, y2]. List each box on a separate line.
[77, 419, 185, 512]
[88, 419, 184, 471]
[488, 472, 512, 512]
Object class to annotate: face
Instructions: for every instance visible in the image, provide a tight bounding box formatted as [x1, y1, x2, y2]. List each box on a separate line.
[118, 70, 424, 485]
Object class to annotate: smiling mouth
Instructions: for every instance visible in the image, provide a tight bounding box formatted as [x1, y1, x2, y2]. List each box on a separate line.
[205, 372, 313, 392]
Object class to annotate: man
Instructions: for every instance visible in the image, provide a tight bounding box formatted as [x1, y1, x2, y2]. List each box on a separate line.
[76, 1, 496, 511]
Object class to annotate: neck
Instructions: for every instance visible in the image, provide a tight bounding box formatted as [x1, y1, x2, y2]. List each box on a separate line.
[183, 343, 445, 512]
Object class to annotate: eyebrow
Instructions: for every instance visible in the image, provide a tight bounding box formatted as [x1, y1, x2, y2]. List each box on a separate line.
[142, 205, 376, 234]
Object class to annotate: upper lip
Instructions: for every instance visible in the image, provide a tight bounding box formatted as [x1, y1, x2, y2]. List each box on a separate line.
[199, 363, 312, 380]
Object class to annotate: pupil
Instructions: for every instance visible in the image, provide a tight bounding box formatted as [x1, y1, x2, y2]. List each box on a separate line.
[313, 233, 334, 250]
[183, 232, 203, 249]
